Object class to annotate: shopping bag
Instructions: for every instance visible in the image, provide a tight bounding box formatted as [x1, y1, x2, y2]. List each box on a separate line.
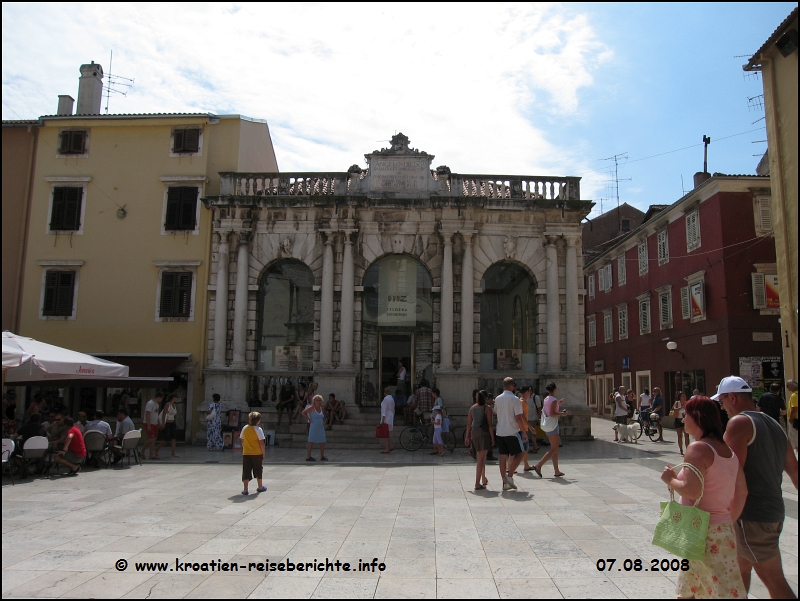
[442, 418, 450, 433]
[651, 462, 710, 560]
[375, 424, 389, 439]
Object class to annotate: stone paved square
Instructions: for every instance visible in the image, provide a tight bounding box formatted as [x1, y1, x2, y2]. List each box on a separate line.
[3, 418, 797, 599]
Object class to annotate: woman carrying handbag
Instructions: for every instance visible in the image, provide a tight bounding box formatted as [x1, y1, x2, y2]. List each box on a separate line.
[659, 396, 748, 599]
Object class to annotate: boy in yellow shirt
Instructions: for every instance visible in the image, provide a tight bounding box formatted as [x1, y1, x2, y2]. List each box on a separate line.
[240, 412, 267, 495]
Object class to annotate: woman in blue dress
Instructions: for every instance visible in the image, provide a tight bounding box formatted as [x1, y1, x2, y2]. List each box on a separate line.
[301, 394, 327, 462]
[206, 393, 224, 451]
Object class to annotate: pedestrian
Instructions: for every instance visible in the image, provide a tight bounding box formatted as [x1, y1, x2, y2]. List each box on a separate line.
[157, 393, 180, 459]
[493, 377, 527, 490]
[639, 388, 651, 414]
[787, 380, 798, 453]
[380, 387, 395, 454]
[651, 387, 665, 441]
[302, 394, 328, 462]
[660, 396, 748, 599]
[465, 390, 494, 489]
[756, 382, 786, 425]
[293, 382, 308, 422]
[532, 382, 567, 478]
[143, 392, 163, 459]
[613, 385, 628, 441]
[53, 417, 86, 476]
[276, 380, 297, 426]
[430, 405, 445, 456]
[206, 393, 223, 451]
[396, 359, 407, 396]
[415, 379, 434, 419]
[673, 392, 690, 455]
[715, 376, 799, 599]
[518, 386, 539, 471]
[240, 412, 267, 495]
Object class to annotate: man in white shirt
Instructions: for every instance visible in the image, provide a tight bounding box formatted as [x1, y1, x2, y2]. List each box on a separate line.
[142, 392, 163, 460]
[111, 407, 135, 464]
[614, 386, 628, 441]
[86, 410, 113, 440]
[493, 377, 527, 490]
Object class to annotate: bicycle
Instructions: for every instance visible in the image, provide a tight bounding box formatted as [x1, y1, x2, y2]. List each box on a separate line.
[633, 409, 661, 441]
[400, 413, 456, 452]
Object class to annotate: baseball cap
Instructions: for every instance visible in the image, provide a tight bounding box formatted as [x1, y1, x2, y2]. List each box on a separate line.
[711, 376, 752, 400]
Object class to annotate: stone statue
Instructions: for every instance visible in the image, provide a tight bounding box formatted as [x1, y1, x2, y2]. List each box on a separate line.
[279, 236, 292, 255]
[504, 235, 517, 259]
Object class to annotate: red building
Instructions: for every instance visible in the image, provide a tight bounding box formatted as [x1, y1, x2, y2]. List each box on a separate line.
[584, 175, 781, 418]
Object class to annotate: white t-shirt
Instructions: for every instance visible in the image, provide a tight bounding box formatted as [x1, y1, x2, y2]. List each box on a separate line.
[493, 390, 523, 437]
[614, 393, 629, 417]
[145, 399, 161, 425]
[639, 393, 651, 408]
[397, 367, 407, 381]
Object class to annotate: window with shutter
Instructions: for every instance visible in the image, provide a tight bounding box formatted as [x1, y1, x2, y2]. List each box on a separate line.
[588, 318, 596, 346]
[58, 130, 87, 155]
[659, 290, 672, 328]
[756, 197, 772, 234]
[598, 268, 606, 292]
[160, 271, 192, 318]
[686, 209, 701, 251]
[42, 270, 75, 316]
[50, 187, 83, 230]
[605, 264, 612, 291]
[639, 299, 650, 334]
[164, 187, 198, 231]
[618, 255, 626, 285]
[638, 241, 648, 275]
[681, 286, 690, 319]
[588, 274, 595, 299]
[752, 273, 767, 309]
[604, 312, 613, 343]
[618, 305, 628, 339]
[173, 128, 201, 153]
[657, 230, 669, 265]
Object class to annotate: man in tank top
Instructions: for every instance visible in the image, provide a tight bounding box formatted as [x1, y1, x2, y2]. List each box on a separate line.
[715, 376, 798, 599]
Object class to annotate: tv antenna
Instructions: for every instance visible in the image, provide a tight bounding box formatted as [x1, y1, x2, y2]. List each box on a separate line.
[600, 153, 631, 232]
[103, 50, 134, 114]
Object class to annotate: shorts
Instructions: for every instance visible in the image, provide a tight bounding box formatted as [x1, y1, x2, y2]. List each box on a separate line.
[735, 519, 783, 563]
[674, 418, 684, 429]
[614, 416, 628, 425]
[470, 430, 492, 452]
[545, 426, 560, 436]
[63, 451, 84, 465]
[496, 433, 524, 456]
[145, 424, 159, 439]
[242, 454, 263, 481]
[161, 421, 177, 441]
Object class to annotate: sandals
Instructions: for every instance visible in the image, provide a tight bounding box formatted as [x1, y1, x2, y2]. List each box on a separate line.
[305, 457, 316, 462]
[531, 466, 542, 478]
[554, 472, 565, 477]
[524, 466, 536, 472]
[256, 486, 267, 492]
[320, 456, 329, 461]
[474, 484, 486, 490]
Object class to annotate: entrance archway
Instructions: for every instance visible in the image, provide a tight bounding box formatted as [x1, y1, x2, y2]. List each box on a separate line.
[479, 262, 537, 373]
[361, 254, 433, 405]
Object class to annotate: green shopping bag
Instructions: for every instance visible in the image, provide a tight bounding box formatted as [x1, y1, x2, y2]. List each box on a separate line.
[651, 462, 710, 561]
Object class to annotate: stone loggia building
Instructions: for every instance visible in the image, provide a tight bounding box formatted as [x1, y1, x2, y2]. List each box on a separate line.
[202, 134, 594, 441]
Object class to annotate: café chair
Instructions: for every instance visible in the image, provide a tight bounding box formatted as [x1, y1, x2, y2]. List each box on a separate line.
[21, 436, 49, 477]
[84, 430, 109, 469]
[120, 430, 142, 466]
[2, 438, 15, 484]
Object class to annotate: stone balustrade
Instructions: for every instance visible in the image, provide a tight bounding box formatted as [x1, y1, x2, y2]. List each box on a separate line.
[219, 172, 348, 197]
[447, 174, 580, 201]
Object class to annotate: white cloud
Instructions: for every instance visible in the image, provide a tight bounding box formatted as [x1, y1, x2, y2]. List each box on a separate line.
[2, 2, 610, 190]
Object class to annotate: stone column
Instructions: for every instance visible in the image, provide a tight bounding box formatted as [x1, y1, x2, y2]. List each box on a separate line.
[545, 235, 561, 371]
[319, 234, 335, 368]
[459, 232, 475, 371]
[565, 236, 580, 370]
[439, 232, 454, 370]
[231, 231, 251, 369]
[212, 230, 231, 367]
[338, 231, 355, 368]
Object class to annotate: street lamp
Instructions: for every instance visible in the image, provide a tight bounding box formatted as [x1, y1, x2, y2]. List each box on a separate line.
[667, 341, 685, 358]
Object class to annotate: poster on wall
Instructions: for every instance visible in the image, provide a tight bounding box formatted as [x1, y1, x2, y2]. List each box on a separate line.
[495, 349, 522, 370]
[378, 257, 417, 326]
[765, 275, 780, 309]
[690, 282, 704, 317]
[738, 356, 782, 388]
[274, 346, 302, 369]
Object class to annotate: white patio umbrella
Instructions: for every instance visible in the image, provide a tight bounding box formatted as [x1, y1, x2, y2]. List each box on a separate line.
[2, 332, 129, 382]
[2, 338, 33, 370]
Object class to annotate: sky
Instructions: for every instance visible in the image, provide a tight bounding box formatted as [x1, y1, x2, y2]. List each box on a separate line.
[2, 2, 795, 217]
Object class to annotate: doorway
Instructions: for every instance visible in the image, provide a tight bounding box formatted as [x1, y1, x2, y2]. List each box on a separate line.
[379, 333, 413, 399]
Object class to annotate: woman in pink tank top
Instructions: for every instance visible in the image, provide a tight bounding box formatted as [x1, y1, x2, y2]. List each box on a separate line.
[660, 396, 748, 599]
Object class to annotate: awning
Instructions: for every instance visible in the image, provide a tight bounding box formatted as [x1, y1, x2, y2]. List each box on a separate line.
[91, 354, 190, 378]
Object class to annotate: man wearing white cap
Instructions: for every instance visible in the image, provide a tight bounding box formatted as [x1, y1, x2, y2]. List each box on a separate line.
[715, 376, 798, 598]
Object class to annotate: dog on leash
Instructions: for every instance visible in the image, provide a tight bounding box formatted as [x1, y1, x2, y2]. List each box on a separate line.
[614, 423, 638, 443]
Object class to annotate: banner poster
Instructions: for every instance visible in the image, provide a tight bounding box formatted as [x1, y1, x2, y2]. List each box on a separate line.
[690, 282, 704, 317]
[274, 346, 302, 369]
[765, 275, 780, 309]
[738, 356, 781, 388]
[378, 257, 417, 326]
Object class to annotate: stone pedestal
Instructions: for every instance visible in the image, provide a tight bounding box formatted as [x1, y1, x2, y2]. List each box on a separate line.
[198, 367, 251, 444]
[314, 371, 357, 406]
[435, 372, 479, 412]
[540, 371, 592, 440]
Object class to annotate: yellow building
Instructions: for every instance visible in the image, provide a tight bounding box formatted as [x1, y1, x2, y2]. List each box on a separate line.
[16, 62, 278, 442]
[745, 8, 798, 382]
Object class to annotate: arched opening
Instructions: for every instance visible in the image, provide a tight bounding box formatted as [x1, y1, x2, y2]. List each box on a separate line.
[479, 262, 536, 373]
[361, 254, 433, 405]
[256, 259, 314, 372]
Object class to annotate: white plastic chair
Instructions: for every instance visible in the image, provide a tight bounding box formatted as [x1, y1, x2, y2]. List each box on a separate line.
[83, 430, 109, 468]
[120, 430, 142, 466]
[22, 435, 49, 476]
[2, 438, 15, 484]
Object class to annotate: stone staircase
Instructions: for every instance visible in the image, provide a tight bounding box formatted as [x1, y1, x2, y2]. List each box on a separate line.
[250, 402, 468, 449]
